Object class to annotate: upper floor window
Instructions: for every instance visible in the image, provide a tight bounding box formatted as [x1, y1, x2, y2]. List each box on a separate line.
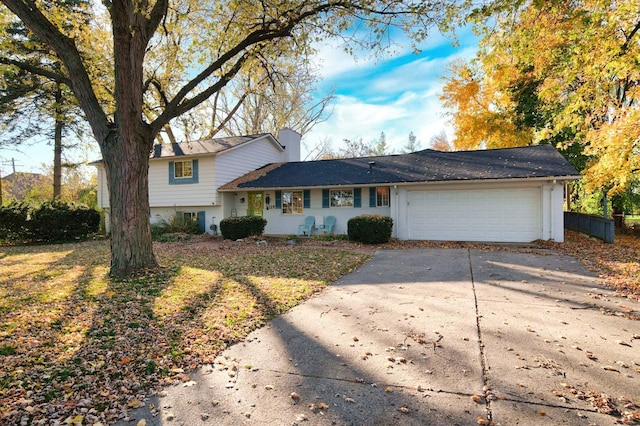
[169, 159, 198, 185]
[174, 160, 193, 178]
[330, 189, 354, 208]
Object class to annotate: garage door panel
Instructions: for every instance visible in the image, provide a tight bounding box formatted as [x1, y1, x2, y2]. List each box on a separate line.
[408, 188, 541, 242]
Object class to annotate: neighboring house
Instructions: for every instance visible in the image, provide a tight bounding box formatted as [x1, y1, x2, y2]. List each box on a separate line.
[94, 129, 301, 233]
[95, 131, 580, 243]
[2, 172, 52, 202]
[220, 144, 580, 243]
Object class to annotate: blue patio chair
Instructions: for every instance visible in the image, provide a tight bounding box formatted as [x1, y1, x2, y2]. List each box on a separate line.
[297, 216, 315, 236]
[320, 215, 336, 235]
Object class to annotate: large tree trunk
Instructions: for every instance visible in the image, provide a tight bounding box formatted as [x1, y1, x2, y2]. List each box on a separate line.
[53, 84, 62, 199]
[104, 1, 159, 277]
[103, 131, 157, 277]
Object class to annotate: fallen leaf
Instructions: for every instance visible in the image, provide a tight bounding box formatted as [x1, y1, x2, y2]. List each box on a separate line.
[127, 399, 142, 409]
[477, 415, 490, 425]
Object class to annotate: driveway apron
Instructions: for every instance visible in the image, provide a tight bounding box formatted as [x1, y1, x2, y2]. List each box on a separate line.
[121, 248, 639, 426]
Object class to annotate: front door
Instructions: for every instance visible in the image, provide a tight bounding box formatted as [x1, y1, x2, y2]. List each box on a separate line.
[248, 192, 264, 217]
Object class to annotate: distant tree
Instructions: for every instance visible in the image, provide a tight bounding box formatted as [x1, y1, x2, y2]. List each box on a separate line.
[338, 137, 374, 158]
[429, 131, 453, 151]
[303, 137, 334, 161]
[370, 131, 393, 156]
[0, 2, 95, 199]
[401, 131, 421, 153]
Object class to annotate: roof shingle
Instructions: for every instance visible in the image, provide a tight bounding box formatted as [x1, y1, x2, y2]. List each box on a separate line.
[219, 144, 579, 190]
[150, 134, 273, 159]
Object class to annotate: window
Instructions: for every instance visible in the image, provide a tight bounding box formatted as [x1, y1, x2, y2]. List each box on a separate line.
[376, 187, 390, 207]
[182, 211, 198, 222]
[282, 191, 303, 214]
[330, 189, 354, 208]
[169, 160, 198, 185]
[174, 160, 193, 178]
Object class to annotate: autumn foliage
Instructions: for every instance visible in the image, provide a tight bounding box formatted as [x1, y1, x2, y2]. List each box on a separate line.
[441, 1, 640, 197]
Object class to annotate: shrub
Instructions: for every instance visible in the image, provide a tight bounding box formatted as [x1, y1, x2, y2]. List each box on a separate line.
[220, 216, 267, 240]
[29, 200, 101, 242]
[0, 202, 31, 241]
[347, 214, 393, 244]
[151, 214, 200, 240]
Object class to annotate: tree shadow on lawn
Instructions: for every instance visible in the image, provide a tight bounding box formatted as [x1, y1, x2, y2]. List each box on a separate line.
[0, 240, 369, 424]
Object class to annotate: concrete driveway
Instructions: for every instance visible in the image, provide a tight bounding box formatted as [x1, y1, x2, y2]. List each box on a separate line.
[122, 248, 640, 425]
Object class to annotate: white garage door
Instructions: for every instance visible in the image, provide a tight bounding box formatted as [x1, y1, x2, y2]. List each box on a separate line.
[408, 188, 541, 242]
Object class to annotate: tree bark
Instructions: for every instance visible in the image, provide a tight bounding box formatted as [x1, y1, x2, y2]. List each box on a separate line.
[103, 131, 157, 277]
[104, 0, 159, 277]
[53, 84, 62, 199]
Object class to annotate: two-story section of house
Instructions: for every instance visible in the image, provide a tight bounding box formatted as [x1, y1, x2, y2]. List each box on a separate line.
[94, 129, 301, 234]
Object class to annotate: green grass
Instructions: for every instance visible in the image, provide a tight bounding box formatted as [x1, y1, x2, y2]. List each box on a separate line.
[0, 238, 371, 424]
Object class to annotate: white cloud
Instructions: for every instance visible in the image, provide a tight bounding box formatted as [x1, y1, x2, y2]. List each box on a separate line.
[303, 42, 478, 156]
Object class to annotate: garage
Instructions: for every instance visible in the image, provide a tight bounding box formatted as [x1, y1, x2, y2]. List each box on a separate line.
[407, 187, 542, 242]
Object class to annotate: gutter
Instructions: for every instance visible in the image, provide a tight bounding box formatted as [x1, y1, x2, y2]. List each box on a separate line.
[217, 175, 583, 192]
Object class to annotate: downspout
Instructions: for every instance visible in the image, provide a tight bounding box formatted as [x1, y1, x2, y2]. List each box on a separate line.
[550, 179, 556, 240]
[394, 185, 399, 239]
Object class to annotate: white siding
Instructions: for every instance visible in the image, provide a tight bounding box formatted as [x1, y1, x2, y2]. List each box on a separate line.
[233, 188, 391, 236]
[95, 164, 109, 209]
[150, 206, 224, 234]
[148, 156, 217, 207]
[215, 138, 283, 189]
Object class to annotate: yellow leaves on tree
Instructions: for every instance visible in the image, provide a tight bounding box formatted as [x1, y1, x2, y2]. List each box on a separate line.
[440, 59, 533, 151]
[442, 0, 640, 196]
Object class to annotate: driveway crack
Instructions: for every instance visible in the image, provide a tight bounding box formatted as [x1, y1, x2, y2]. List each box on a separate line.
[468, 248, 493, 423]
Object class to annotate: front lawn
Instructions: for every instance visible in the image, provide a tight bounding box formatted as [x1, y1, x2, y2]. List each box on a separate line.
[0, 238, 371, 424]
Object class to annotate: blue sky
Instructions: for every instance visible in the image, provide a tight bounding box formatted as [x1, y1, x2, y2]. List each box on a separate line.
[0, 28, 478, 175]
[302, 28, 478, 158]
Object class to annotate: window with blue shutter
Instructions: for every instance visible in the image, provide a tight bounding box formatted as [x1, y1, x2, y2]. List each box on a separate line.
[322, 189, 330, 208]
[354, 188, 361, 208]
[275, 191, 282, 209]
[169, 159, 199, 184]
[369, 187, 376, 207]
[303, 190, 311, 209]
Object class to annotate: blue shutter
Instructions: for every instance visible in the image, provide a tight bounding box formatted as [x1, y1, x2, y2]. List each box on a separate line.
[303, 190, 310, 209]
[192, 159, 199, 183]
[354, 188, 361, 208]
[197, 210, 206, 233]
[275, 191, 282, 209]
[369, 187, 376, 207]
[322, 189, 329, 208]
[169, 161, 175, 184]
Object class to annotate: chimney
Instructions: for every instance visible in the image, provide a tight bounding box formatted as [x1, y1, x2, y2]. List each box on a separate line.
[277, 128, 301, 162]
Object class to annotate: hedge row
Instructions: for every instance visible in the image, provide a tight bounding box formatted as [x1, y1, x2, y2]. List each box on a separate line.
[347, 214, 393, 244]
[220, 216, 267, 240]
[0, 201, 100, 242]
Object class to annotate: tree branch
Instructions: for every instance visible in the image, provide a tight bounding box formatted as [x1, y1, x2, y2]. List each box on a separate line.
[1, 0, 112, 145]
[0, 57, 70, 85]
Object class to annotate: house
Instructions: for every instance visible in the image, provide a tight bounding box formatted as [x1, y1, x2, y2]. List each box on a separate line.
[2, 172, 52, 202]
[94, 129, 302, 233]
[219, 144, 580, 243]
[95, 131, 580, 243]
